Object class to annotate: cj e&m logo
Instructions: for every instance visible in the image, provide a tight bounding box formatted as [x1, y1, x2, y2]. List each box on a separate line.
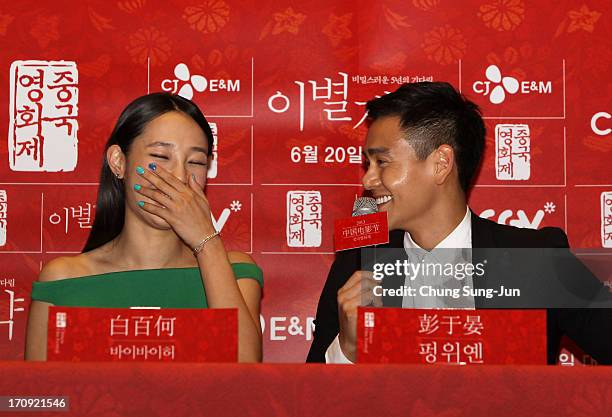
[591, 112, 611, 136]
[473, 65, 552, 104]
[161, 63, 240, 99]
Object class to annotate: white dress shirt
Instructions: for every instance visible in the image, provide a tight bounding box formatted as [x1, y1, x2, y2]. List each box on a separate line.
[325, 207, 473, 364]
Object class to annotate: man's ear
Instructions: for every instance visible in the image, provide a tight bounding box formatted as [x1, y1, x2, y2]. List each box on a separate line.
[106, 145, 126, 179]
[433, 144, 455, 185]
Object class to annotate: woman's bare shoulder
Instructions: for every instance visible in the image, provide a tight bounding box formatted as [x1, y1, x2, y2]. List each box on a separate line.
[227, 251, 256, 265]
[38, 254, 95, 282]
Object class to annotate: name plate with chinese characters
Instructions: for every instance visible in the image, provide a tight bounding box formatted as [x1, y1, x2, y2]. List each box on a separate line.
[334, 212, 389, 252]
[357, 307, 546, 365]
[47, 307, 237, 362]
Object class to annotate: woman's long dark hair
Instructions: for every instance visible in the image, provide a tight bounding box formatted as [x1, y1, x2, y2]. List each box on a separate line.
[82, 93, 214, 253]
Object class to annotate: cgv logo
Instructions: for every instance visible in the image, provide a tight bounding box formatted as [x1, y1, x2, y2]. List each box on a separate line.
[161, 63, 240, 99]
[591, 112, 611, 136]
[212, 200, 242, 232]
[480, 202, 557, 229]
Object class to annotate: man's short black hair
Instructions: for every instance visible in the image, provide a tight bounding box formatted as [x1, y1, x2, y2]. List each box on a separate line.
[366, 82, 486, 193]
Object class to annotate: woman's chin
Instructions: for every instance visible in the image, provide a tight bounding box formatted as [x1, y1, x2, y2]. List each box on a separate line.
[145, 213, 173, 230]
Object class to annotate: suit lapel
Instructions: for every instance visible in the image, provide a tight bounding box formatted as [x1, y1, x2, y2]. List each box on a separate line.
[471, 210, 496, 249]
[470, 211, 500, 306]
[379, 230, 406, 307]
[387, 230, 405, 249]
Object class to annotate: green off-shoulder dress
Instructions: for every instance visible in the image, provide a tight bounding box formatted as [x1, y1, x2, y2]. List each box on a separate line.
[30, 264, 263, 308]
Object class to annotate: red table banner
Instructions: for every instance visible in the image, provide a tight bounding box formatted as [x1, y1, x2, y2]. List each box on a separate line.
[47, 307, 237, 362]
[357, 307, 547, 365]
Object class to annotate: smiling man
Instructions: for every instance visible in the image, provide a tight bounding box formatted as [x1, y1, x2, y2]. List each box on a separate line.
[306, 82, 612, 365]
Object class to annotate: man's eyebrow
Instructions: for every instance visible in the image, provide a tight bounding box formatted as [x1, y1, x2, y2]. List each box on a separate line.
[364, 147, 390, 156]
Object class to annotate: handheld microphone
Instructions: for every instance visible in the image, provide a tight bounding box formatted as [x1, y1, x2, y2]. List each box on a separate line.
[352, 197, 378, 217]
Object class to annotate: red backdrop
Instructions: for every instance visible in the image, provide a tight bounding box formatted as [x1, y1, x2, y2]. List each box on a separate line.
[0, 0, 610, 362]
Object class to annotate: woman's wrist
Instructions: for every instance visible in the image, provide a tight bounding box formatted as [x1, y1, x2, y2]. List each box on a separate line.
[192, 229, 220, 256]
[194, 231, 224, 260]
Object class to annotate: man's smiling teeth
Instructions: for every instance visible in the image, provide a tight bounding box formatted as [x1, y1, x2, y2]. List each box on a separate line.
[376, 195, 392, 204]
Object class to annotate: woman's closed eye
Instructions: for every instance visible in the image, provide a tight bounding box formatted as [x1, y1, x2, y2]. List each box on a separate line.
[149, 154, 169, 160]
[189, 160, 208, 166]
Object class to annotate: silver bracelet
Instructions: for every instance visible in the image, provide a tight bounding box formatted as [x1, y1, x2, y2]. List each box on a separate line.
[192, 231, 220, 255]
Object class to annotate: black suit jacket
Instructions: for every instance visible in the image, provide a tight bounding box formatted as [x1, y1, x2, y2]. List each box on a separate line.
[306, 212, 612, 364]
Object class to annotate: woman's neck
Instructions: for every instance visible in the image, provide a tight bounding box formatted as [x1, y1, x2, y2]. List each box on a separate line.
[104, 212, 194, 270]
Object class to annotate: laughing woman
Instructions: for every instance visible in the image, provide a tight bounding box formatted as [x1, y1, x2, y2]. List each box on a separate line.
[25, 93, 262, 362]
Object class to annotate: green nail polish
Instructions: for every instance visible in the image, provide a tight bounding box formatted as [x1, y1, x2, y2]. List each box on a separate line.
[134, 184, 142, 191]
[137, 201, 145, 207]
[136, 166, 145, 175]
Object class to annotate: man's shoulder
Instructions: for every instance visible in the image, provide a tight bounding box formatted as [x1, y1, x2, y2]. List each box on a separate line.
[473, 214, 569, 248]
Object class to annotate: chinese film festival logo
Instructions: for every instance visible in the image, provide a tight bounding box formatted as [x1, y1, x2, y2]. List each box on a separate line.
[0, 191, 6, 246]
[9, 60, 79, 172]
[495, 124, 530, 180]
[287, 191, 322, 247]
[207, 122, 218, 179]
[602, 191, 612, 248]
